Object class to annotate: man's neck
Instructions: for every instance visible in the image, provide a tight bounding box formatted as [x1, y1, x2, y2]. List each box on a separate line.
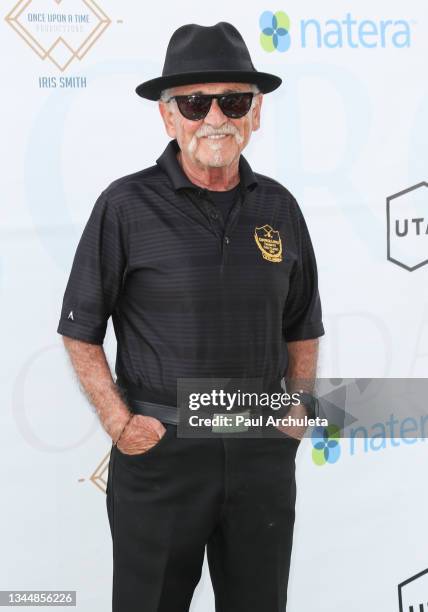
[177, 150, 240, 191]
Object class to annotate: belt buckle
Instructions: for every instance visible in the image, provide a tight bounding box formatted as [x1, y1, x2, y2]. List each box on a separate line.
[211, 410, 250, 434]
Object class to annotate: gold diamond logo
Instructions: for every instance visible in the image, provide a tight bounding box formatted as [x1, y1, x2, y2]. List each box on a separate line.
[5, 0, 111, 71]
[90, 449, 110, 493]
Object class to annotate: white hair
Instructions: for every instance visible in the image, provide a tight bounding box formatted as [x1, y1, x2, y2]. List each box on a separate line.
[159, 83, 261, 108]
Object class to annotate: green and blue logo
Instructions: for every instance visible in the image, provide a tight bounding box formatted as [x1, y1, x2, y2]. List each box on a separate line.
[311, 425, 341, 466]
[259, 11, 291, 53]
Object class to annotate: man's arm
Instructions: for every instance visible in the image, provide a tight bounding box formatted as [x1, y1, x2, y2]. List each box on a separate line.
[286, 338, 319, 393]
[56, 193, 165, 454]
[62, 336, 165, 453]
[62, 336, 131, 441]
[278, 338, 320, 441]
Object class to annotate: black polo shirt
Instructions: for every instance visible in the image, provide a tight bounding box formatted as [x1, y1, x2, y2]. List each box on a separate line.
[57, 138, 324, 405]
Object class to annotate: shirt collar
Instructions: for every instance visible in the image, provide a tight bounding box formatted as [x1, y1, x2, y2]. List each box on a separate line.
[155, 138, 259, 196]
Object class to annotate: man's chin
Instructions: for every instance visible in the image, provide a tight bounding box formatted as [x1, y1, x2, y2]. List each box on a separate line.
[194, 149, 237, 169]
[196, 157, 231, 169]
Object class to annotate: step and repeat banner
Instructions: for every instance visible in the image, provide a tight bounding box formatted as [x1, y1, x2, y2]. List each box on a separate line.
[1, 0, 427, 610]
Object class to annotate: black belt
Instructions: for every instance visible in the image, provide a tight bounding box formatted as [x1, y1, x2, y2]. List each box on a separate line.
[124, 397, 179, 424]
[115, 374, 289, 426]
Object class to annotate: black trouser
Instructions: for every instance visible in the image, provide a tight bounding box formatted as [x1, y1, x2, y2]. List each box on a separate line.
[106, 423, 299, 612]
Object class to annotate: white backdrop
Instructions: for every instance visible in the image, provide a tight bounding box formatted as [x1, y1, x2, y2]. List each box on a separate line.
[1, 0, 427, 610]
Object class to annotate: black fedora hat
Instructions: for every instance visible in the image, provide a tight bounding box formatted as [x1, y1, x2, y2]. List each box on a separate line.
[135, 21, 282, 101]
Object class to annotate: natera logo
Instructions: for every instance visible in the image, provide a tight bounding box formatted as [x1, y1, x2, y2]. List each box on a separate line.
[259, 11, 291, 53]
[259, 9, 412, 51]
[311, 425, 341, 466]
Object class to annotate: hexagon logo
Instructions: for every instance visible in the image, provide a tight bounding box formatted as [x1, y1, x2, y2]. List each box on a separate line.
[398, 567, 428, 612]
[387, 182, 428, 271]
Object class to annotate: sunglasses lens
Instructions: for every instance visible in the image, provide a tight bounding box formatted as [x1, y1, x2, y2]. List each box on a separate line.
[219, 93, 253, 118]
[175, 96, 211, 121]
[174, 92, 254, 120]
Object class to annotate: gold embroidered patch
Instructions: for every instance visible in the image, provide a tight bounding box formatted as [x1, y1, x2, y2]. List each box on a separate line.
[254, 225, 283, 263]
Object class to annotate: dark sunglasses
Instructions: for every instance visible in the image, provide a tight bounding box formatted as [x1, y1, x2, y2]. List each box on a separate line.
[166, 91, 255, 121]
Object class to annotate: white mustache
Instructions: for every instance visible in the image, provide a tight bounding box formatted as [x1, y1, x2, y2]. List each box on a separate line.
[187, 125, 244, 156]
[195, 124, 241, 138]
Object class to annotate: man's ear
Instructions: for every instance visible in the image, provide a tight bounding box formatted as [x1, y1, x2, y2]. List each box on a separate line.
[158, 101, 177, 138]
[252, 94, 263, 131]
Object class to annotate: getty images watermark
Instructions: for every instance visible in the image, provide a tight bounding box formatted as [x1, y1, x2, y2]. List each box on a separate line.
[186, 388, 326, 431]
[176, 377, 328, 439]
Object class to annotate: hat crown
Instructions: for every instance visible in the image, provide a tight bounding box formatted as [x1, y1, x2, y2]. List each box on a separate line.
[162, 22, 256, 76]
[135, 21, 282, 100]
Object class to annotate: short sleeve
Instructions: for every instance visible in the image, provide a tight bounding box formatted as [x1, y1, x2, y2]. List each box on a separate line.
[282, 201, 325, 342]
[56, 191, 126, 345]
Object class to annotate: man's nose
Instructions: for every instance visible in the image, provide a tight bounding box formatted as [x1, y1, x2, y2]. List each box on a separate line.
[203, 98, 228, 127]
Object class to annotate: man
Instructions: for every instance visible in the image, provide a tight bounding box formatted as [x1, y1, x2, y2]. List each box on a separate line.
[57, 22, 324, 612]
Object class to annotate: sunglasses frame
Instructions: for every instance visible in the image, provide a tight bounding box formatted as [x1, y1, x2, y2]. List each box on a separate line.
[166, 91, 255, 121]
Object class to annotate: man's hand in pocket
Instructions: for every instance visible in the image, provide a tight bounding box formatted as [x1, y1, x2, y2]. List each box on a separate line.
[117, 415, 166, 455]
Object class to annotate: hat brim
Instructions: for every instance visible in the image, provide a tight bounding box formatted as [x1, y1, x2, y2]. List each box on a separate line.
[135, 70, 282, 100]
